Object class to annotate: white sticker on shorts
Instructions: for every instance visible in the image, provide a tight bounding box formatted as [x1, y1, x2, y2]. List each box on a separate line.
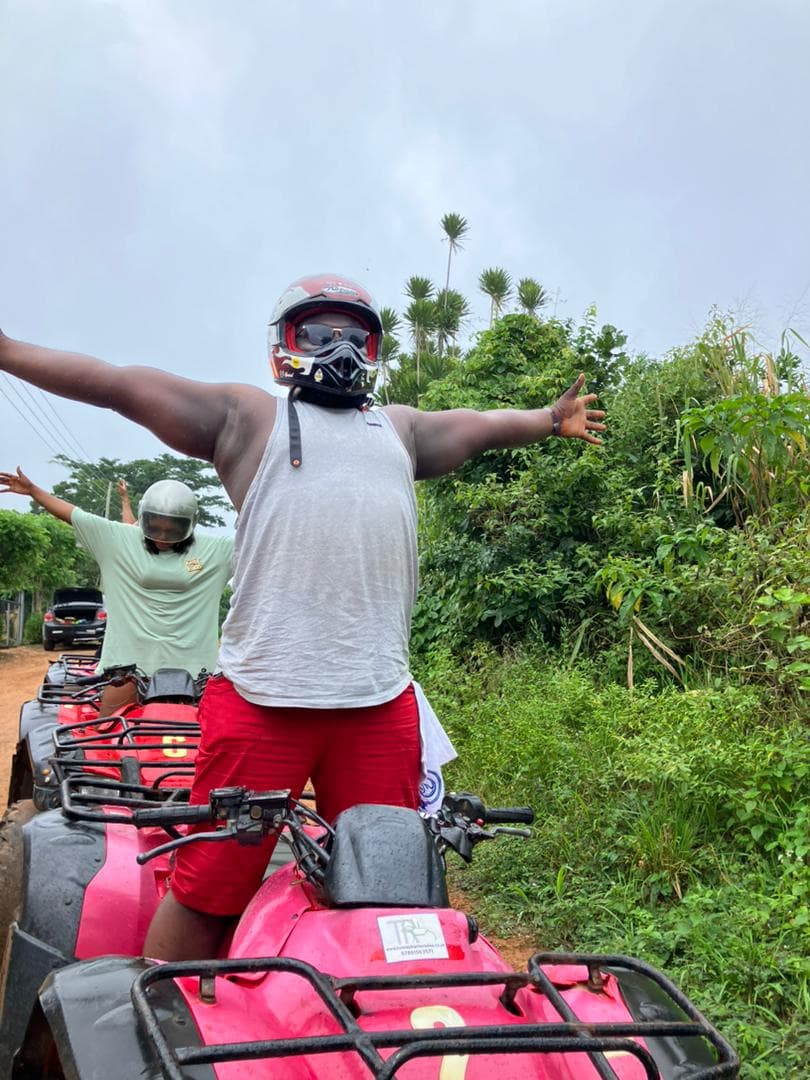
[377, 913, 449, 963]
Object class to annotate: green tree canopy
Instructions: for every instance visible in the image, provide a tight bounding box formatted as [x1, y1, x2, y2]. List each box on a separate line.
[0, 510, 93, 597]
[478, 267, 513, 325]
[46, 453, 232, 527]
[516, 277, 549, 317]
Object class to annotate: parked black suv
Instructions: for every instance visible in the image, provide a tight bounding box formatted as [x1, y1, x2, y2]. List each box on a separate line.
[42, 587, 106, 651]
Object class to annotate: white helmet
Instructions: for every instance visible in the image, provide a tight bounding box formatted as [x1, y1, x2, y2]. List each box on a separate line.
[138, 480, 198, 543]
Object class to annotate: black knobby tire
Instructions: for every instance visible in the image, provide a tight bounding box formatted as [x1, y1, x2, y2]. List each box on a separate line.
[42, 639, 55, 652]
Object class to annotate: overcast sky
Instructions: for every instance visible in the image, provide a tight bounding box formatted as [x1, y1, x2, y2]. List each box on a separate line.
[2, 0, 809, 527]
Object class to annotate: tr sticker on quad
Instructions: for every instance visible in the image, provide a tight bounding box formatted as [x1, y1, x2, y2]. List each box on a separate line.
[377, 913, 449, 963]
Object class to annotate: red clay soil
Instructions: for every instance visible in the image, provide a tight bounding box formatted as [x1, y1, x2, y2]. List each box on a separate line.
[0, 645, 537, 968]
[0, 644, 56, 812]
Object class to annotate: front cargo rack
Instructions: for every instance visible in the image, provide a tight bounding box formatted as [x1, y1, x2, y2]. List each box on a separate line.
[60, 774, 191, 823]
[132, 954, 739, 1080]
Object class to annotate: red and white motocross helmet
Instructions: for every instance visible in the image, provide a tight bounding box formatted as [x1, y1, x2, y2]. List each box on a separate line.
[268, 273, 383, 398]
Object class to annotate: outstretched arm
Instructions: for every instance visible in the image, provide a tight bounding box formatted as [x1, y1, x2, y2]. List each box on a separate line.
[386, 374, 606, 480]
[0, 466, 75, 523]
[0, 332, 231, 463]
[118, 479, 137, 525]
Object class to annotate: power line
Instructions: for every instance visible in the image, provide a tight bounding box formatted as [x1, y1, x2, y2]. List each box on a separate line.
[0, 375, 111, 504]
[11, 379, 97, 473]
[26, 386, 138, 505]
[1, 376, 110, 492]
[18, 381, 98, 467]
[1, 375, 68, 460]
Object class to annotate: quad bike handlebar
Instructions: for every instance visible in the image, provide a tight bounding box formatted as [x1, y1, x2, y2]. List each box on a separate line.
[442, 792, 534, 826]
[69, 663, 141, 688]
[482, 805, 534, 824]
[40, 662, 209, 710]
[430, 792, 533, 863]
[129, 787, 533, 869]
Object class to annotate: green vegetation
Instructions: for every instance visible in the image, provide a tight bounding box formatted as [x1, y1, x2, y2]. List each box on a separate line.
[383, 214, 809, 1077]
[416, 649, 808, 1076]
[0, 453, 230, 601]
[49, 452, 230, 527]
[0, 507, 96, 603]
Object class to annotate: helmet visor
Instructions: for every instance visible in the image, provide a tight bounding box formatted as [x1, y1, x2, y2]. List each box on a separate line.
[295, 323, 371, 350]
[140, 512, 193, 544]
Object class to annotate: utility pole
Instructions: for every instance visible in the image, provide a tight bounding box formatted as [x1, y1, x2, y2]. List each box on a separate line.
[104, 481, 112, 519]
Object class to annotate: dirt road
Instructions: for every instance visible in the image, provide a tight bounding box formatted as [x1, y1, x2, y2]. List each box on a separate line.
[0, 645, 59, 812]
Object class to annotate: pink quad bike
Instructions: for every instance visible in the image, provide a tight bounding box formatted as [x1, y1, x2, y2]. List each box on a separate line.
[1, 778, 739, 1079]
[7, 661, 205, 811]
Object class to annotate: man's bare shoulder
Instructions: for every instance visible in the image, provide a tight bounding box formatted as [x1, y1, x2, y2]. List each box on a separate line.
[216, 381, 277, 407]
[381, 402, 419, 432]
[213, 384, 281, 509]
[381, 403, 419, 463]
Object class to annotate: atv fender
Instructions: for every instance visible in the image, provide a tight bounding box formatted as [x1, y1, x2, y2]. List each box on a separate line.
[0, 811, 105, 1076]
[7, 723, 61, 811]
[22, 957, 215, 1079]
[17, 699, 57, 742]
[8, 701, 60, 807]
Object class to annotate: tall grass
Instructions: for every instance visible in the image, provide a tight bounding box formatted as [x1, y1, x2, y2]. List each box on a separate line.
[415, 645, 810, 1079]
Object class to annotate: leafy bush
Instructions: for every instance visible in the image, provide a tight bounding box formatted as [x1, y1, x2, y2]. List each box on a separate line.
[22, 609, 44, 645]
[410, 314, 810, 709]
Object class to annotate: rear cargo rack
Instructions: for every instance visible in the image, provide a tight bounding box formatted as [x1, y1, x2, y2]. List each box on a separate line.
[49, 653, 99, 676]
[52, 714, 200, 788]
[37, 680, 103, 708]
[132, 954, 739, 1079]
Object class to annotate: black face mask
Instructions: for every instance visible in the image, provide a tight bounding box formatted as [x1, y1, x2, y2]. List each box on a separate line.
[290, 385, 371, 410]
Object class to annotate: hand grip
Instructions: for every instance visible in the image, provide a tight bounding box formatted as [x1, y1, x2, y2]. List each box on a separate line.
[133, 804, 212, 827]
[483, 806, 535, 825]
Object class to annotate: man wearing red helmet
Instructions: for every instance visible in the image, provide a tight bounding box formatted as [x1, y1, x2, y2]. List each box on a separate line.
[0, 274, 605, 959]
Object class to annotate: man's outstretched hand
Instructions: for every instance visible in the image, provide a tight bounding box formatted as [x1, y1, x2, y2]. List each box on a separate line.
[551, 373, 606, 445]
[0, 466, 35, 496]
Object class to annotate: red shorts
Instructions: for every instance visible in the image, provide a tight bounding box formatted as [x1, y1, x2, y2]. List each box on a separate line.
[171, 675, 420, 916]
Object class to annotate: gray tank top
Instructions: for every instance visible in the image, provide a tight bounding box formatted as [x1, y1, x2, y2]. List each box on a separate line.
[218, 398, 418, 707]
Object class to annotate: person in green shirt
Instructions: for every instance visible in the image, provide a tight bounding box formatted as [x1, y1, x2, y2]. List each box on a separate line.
[0, 467, 234, 712]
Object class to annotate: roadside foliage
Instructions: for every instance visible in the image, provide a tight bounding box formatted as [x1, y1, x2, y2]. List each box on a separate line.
[386, 301, 809, 1076]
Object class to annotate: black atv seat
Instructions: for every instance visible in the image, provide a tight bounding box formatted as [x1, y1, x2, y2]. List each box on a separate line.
[142, 668, 198, 704]
[323, 804, 449, 909]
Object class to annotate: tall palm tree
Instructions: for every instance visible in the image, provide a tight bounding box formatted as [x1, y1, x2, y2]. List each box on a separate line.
[434, 288, 470, 355]
[404, 296, 437, 405]
[439, 214, 469, 356]
[379, 305, 401, 338]
[478, 267, 512, 325]
[440, 213, 469, 295]
[516, 277, 549, 318]
[404, 276, 434, 302]
[377, 306, 401, 404]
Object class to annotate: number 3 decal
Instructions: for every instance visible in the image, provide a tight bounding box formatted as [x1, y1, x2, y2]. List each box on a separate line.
[161, 735, 187, 758]
[410, 1006, 469, 1079]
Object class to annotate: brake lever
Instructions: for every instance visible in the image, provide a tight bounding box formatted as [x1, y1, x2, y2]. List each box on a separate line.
[488, 826, 532, 839]
[137, 827, 235, 865]
[135, 791, 290, 865]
